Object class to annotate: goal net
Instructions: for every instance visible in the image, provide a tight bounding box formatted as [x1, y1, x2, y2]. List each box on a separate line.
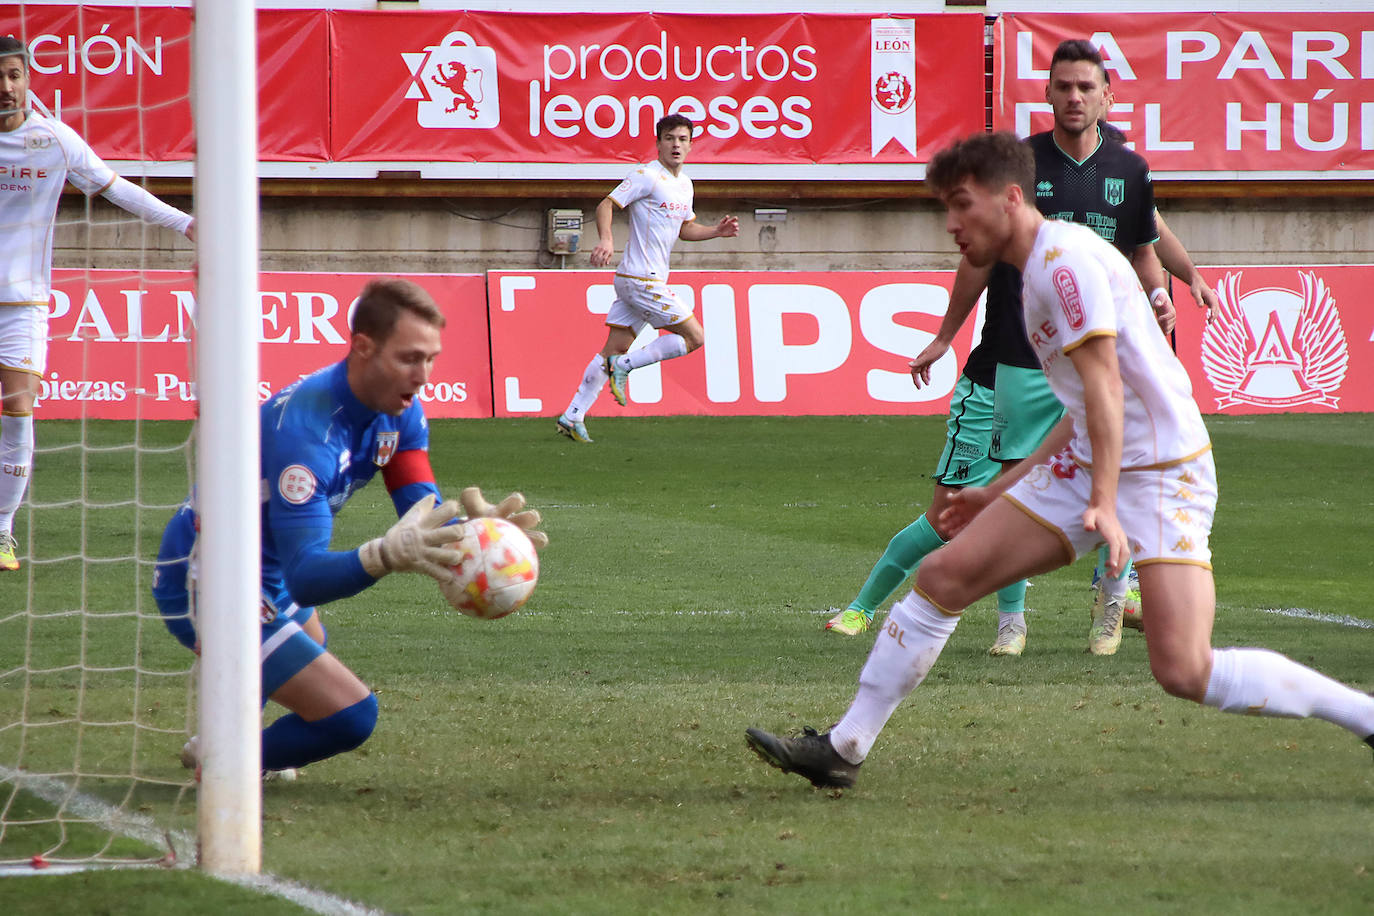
[1, 0, 259, 872]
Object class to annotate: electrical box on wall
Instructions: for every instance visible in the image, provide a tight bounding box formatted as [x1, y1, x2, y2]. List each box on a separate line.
[546, 208, 582, 255]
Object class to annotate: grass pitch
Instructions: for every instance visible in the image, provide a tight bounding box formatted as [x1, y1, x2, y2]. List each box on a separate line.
[2, 413, 1373, 914]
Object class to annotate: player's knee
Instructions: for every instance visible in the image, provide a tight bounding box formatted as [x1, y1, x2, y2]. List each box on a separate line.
[328, 692, 378, 752]
[1150, 658, 1208, 702]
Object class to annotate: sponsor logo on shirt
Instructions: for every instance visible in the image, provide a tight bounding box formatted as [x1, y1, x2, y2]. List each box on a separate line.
[1052, 267, 1085, 330]
[278, 464, 317, 505]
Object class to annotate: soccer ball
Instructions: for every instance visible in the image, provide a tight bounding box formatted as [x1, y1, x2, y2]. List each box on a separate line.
[439, 516, 539, 620]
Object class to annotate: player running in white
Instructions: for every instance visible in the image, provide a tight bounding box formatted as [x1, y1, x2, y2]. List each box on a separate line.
[556, 113, 738, 443]
[0, 37, 193, 571]
[746, 131, 1374, 789]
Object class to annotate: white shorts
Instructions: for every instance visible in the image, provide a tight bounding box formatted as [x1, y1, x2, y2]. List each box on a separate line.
[1003, 447, 1216, 569]
[0, 305, 48, 378]
[606, 274, 692, 333]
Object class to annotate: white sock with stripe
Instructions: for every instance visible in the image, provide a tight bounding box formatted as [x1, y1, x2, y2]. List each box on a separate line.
[1204, 646, 1374, 737]
[0, 413, 34, 536]
[564, 354, 608, 421]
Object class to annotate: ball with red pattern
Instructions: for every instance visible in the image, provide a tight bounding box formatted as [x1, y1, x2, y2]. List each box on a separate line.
[439, 516, 539, 620]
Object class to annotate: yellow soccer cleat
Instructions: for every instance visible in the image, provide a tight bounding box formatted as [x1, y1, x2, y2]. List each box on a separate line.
[0, 532, 18, 572]
[555, 414, 593, 443]
[1089, 589, 1125, 655]
[824, 608, 872, 636]
[1122, 588, 1144, 631]
[988, 620, 1027, 656]
[607, 356, 630, 407]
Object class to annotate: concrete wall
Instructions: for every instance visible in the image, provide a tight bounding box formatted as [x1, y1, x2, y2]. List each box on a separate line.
[56, 190, 1373, 279]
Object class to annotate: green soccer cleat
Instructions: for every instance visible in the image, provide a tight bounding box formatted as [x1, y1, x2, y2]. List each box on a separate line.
[0, 532, 18, 572]
[1122, 588, 1144, 631]
[988, 620, 1027, 656]
[824, 608, 872, 636]
[607, 356, 630, 407]
[745, 726, 861, 789]
[556, 414, 593, 443]
[1089, 589, 1125, 656]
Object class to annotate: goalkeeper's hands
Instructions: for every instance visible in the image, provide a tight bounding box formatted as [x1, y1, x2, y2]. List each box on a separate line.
[358, 494, 464, 579]
[460, 487, 549, 550]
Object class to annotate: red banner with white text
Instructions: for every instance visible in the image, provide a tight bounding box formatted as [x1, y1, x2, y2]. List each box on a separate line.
[39, 270, 490, 419]
[0, 5, 329, 162]
[330, 11, 985, 164]
[993, 12, 1374, 174]
[487, 270, 980, 418]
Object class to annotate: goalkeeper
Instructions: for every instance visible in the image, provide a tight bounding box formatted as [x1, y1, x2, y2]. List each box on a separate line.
[152, 278, 546, 775]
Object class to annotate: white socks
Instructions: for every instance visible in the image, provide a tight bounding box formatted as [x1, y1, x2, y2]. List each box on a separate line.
[0, 413, 34, 536]
[615, 334, 688, 371]
[563, 354, 608, 422]
[828, 591, 960, 764]
[1204, 646, 1374, 738]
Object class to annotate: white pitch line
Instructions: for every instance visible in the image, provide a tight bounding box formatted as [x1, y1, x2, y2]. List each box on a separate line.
[1257, 607, 1374, 629]
[0, 766, 392, 915]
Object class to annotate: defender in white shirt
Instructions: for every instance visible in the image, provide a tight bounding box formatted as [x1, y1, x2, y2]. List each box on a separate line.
[556, 114, 738, 443]
[744, 131, 1374, 789]
[0, 37, 194, 571]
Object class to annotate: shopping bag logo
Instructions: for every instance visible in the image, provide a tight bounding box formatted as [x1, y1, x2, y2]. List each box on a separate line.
[403, 31, 501, 129]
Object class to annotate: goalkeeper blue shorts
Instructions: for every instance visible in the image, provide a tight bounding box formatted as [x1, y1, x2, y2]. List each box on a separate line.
[152, 503, 323, 696]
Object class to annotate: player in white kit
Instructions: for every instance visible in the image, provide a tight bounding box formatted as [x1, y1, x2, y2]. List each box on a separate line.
[745, 131, 1374, 788]
[0, 37, 193, 571]
[556, 113, 738, 443]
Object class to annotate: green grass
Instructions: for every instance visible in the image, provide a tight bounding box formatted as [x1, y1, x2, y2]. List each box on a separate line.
[3, 414, 1374, 914]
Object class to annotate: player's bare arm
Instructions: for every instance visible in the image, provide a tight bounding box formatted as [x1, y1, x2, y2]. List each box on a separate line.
[678, 214, 739, 242]
[589, 197, 618, 267]
[1155, 212, 1219, 322]
[1067, 334, 1128, 576]
[910, 257, 991, 387]
[1130, 243, 1176, 335]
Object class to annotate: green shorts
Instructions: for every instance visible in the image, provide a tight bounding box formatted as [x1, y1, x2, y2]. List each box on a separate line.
[933, 375, 1000, 488]
[991, 364, 1065, 462]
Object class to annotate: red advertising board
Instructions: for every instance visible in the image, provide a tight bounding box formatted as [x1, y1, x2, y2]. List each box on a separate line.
[0, 5, 329, 162]
[993, 12, 1374, 174]
[330, 11, 985, 165]
[39, 270, 490, 419]
[486, 270, 981, 418]
[1173, 265, 1374, 415]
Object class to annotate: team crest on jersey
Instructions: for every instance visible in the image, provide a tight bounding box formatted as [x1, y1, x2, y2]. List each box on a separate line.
[1200, 271, 1348, 410]
[1052, 267, 1085, 330]
[374, 431, 399, 467]
[1103, 178, 1125, 207]
[260, 593, 279, 625]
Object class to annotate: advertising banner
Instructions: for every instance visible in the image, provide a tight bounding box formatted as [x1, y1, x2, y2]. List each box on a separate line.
[1173, 265, 1373, 415]
[993, 12, 1374, 175]
[331, 11, 985, 165]
[0, 6, 330, 162]
[486, 270, 981, 418]
[38, 270, 490, 419]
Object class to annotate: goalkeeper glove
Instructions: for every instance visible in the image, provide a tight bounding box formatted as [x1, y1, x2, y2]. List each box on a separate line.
[358, 494, 464, 579]
[459, 487, 549, 550]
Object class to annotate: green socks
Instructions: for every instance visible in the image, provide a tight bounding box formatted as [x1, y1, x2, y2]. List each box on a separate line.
[848, 515, 947, 617]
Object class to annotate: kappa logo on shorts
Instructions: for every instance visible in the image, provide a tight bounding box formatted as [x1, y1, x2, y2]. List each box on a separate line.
[1201, 270, 1348, 411]
[278, 464, 317, 505]
[1170, 508, 1193, 525]
[1172, 536, 1195, 553]
[1052, 267, 1085, 330]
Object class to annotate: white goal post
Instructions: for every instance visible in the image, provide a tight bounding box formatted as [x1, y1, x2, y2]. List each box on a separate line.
[191, 0, 262, 875]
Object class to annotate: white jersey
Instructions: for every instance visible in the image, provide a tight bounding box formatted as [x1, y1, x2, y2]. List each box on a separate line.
[0, 113, 117, 306]
[1020, 219, 1211, 469]
[607, 159, 694, 281]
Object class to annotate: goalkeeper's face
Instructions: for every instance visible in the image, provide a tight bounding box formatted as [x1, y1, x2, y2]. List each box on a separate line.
[350, 311, 443, 415]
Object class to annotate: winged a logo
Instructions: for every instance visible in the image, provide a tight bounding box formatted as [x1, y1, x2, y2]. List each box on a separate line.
[1200, 271, 1348, 410]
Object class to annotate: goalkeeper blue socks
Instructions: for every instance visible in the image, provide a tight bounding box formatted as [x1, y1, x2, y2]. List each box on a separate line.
[848, 514, 947, 618]
[262, 692, 378, 771]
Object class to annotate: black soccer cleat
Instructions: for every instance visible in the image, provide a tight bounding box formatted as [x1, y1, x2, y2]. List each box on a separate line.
[745, 725, 861, 789]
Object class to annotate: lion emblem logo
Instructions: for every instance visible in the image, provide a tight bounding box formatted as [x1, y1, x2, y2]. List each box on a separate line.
[873, 71, 914, 114]
[403, 31, 501, 130]
[1200, 271, 1348, 410]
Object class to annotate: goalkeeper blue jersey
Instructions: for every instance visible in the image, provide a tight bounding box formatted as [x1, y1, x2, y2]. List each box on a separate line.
[260, 360, 439, 608]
